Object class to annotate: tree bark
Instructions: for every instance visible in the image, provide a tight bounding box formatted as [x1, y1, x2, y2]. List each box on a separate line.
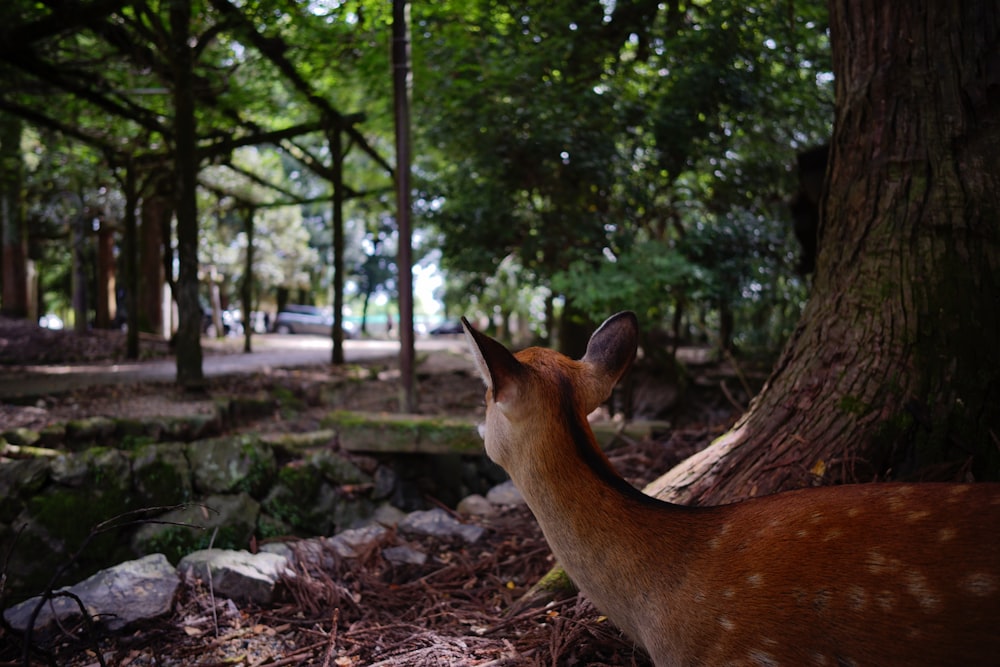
[393, 0, 417, 411]
[241, 205, 254, 353]
[329, 125, 345, 365]
[123, 160, 140, 359]
[170, 0, 204, 389]
[139, 174, 171, 335]
[649, 1, 1000, 506]
[71, 211, 88, 333]
[0, 114, 28, 319]
[95, 220, 115, 328]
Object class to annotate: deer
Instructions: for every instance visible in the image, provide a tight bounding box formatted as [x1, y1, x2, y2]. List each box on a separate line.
[461, 311, 1000, 667]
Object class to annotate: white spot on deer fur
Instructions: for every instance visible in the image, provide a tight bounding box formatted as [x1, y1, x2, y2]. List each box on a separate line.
[866, 549, 901, 576]
[718, 616, 736, 631]
[906, 510, 930, 523]
[723, 587, 735, 599]
[823, 527, 843, 541]
[906, 571, 941, 612]
[710, 522, 733, 550]
[847, 584, 868, 611]
[747, 573, 763, 587]
[748, 649, 778, 666]
[875, 590, 896, 612]
[938, 527, 956, 542]
[947, 485, 971, 503]
[809, 652, 830, 665]
[963, 572, 998, 597]
[847, 507, 861, 518]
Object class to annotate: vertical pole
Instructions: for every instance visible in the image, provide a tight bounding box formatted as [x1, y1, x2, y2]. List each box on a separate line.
[393, 0, 416, 411]
[124, 159, 139, 359]
[330, 123, 345, 364]
[242, 205, 255, 353]
[72, 211, 88, 333]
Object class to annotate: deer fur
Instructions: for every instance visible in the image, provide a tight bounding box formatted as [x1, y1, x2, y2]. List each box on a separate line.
[463, 311, 1000, 667]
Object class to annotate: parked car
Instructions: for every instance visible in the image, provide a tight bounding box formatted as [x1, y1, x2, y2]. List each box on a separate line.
[273, 305, 356, 338]
[429, 320, 464, 335]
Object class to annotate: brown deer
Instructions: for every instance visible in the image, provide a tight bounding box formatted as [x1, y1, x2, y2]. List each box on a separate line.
[462, 311, 1000, 666]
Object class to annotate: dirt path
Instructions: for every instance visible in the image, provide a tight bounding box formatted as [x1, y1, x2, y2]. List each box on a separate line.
[0, 334, 469, 400]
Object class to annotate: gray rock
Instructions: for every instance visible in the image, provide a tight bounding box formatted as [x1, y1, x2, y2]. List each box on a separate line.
[259, 541, 294, 560]
[486, 480, 524, 506]
[3, 553, 179, 638]
[372, 503, 407, 527]
[383, 545, 427, 566]
[64, 416, 116, 446]
[132, 442, 193, 506]
[311, 449, 371, 486]
[2, 427, 40, 447]
[0, 457, 50, 522]
[372, 465, 397, 500]
[186, 434, 276, 496]
[50, 447, 130, 488]
[178, 548, 290, 605]
[284, 538, 338, 570]
[398, 508, 484, 544]
[327, 524, 387, 557]
[456, 493, 495, 517]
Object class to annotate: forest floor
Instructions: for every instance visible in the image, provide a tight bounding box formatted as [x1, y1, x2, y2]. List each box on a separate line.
[0, 317, 746, 666]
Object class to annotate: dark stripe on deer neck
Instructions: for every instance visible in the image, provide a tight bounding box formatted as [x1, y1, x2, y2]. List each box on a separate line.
[557, 374, 669, 510]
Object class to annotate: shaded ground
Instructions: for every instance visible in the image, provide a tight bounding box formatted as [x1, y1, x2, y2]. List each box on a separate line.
[0, 318, 743, 666]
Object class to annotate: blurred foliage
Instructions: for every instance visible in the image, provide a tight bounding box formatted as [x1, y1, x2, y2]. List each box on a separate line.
[413, 0, 831, 352]
[2, 0, 832, 355]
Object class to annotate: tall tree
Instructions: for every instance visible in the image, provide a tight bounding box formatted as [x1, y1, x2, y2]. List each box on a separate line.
[651, 1, 1000, 504]
[169, 0, 204, 389]
[0, 114, 28, 318]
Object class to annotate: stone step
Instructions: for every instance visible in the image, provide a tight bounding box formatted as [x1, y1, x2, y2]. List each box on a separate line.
[322, 410, 669, 455]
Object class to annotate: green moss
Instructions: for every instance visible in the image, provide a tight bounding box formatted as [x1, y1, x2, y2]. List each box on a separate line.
[264, 465, 323, 528]
[837, 394, 870, 416]
[271, 386, 305, 418]
[143, 524, 248, 563]
[234, 438, 277, 497]
[135, 459, 191, 505]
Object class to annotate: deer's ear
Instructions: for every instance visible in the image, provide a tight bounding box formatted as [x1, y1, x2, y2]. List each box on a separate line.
[580, 311, 638, 404]
[462, 318, 524, 404]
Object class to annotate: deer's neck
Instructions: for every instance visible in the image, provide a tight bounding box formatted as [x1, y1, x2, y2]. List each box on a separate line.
[508, 408, 699, 640]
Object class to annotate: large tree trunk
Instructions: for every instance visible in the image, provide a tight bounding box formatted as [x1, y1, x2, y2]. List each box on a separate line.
[170, 0, 204, 390]
[649, 1, 1000, 506]
[0, 114, 28, 319]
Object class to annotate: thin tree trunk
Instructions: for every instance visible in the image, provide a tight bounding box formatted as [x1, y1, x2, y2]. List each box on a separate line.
[329, 125, 345, 365]
[123, 160, 140, 359]
[241, 205, 254, 353]
[95, 221, 115, 328]
[393, 0, 416, 411]
[71, 211, 88, 333]
[140, 177, 170, 335]
[648, 0, 1000, 507]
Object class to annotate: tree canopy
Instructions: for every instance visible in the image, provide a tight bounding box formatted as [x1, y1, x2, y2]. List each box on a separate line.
[1, 1, 835, 365]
